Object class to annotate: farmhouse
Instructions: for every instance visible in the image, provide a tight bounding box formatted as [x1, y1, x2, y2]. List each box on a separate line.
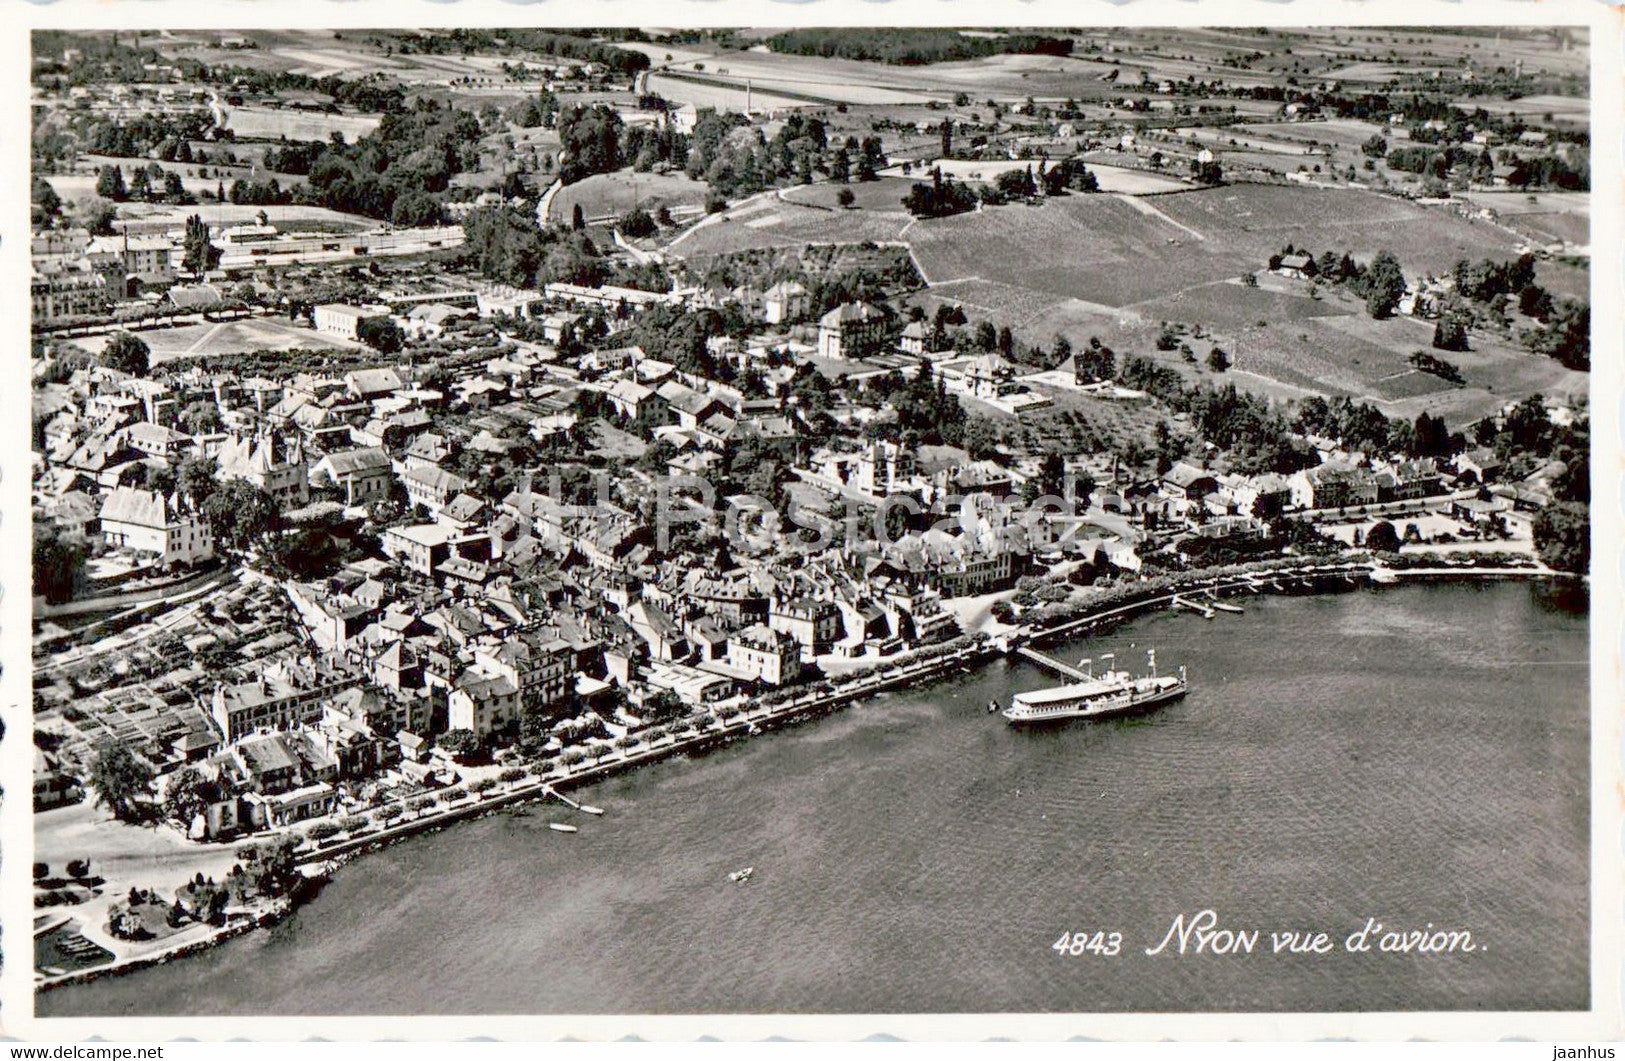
[1161, 462, 1219, 501]
[1277, 253, 1314, 279]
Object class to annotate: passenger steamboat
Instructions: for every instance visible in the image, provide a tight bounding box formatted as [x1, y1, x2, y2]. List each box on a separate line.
[1002, 650, 1187, 725]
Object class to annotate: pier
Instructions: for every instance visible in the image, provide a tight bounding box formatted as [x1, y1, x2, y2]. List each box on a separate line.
[1173, 596, 1216, 618]
[540, 785, 603, 815]
[1014, 647, 1094, 682]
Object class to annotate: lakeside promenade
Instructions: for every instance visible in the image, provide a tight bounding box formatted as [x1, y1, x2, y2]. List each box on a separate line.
[36, 553, 1569, 991]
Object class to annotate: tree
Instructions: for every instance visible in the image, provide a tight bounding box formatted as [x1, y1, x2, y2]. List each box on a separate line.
[356, 316, 404, 354]
[1432, 315, 1469, 352]
[1206, 347, 1230, 373]
[163, 766, 209, 827]
[1050, 334, 1072, 370]
[440, 729, 480, 757]
[32, 176, 62, 227]
[836, 187, 855, 209]
[1360, 250, 1406, 319]
[1410, 411, 1453, 458]
[619, 206, 657, 239]
[89, 737, 153, 823]
[1518, 284, 1554, 320]
[178, 454, 220, 511]
[963, 415, 1000, 460]
[180, 400, 223, 436]
[1365, 520, 1401, 554]
[182, 214, 219, 276]
[571, 203, 586, 230]
[102, 332, 151, 377]
[901, 169, 977, 219]
[33, 525, 85, 604]
[1524, 298, 1589, 371]
[96, 165, 127, 201]
[1534, 501, 1588, 575]
[1025, 452, 1067, 504]
[239, 835, 300, 898]
[86, 203, 118, 236]
[831, 147, 851, 183]
[202, 479, 280, 556]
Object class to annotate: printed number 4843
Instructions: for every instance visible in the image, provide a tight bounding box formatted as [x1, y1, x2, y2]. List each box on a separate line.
[1053, 931, 1122, 957]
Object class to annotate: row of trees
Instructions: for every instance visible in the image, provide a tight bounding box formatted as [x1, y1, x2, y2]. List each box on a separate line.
[95, 163, 193, 206]
[765, 28, 1073, 65]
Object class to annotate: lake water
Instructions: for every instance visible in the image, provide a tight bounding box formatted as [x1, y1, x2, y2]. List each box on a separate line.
[39, 581, 1590, 1015]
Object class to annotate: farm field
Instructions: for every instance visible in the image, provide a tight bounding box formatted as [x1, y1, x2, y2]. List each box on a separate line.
[1209, 151, 1321, 175]
[643, 73, 819, 114]
[1535, 259, 1590, 302]
[891, 181, 1578, 426]
[780, 177, 917, 213]
[1132, 277, 1350, 332]
[1235, 119, 1388, 149]
[1173, 126, 1317, 156]
[905, 194, 1255, 306]
[165, 32, 517, 87]
[668, 196, 911, 260]
[1149, 184, 1523, 274]
[1219, 304, 1586, 425]
[223, 106, 383, 142]
[79, 316, 365, 364]
[1085, 165, 1192, 194]
[1003, 378, 1187, 455]
[1459, 93, 1589, 126]
[550, 169, 712, 224]
[1458, 190, 1589, 217]
[921, 278, 1075, 326]
[41, 172, 266, 211]
[1503, 212, 1590, 248]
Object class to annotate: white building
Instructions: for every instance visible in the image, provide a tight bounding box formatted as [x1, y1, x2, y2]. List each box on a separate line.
[725, 624, 803, 686]
[313, 304, 384, 342]
[98, 486, 214, 565]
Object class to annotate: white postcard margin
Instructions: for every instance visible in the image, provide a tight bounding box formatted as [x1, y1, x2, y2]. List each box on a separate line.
[1, 0, 1619, 1042]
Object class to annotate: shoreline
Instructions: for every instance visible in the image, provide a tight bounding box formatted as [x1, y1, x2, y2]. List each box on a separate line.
[35, 556, 1574, 994]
